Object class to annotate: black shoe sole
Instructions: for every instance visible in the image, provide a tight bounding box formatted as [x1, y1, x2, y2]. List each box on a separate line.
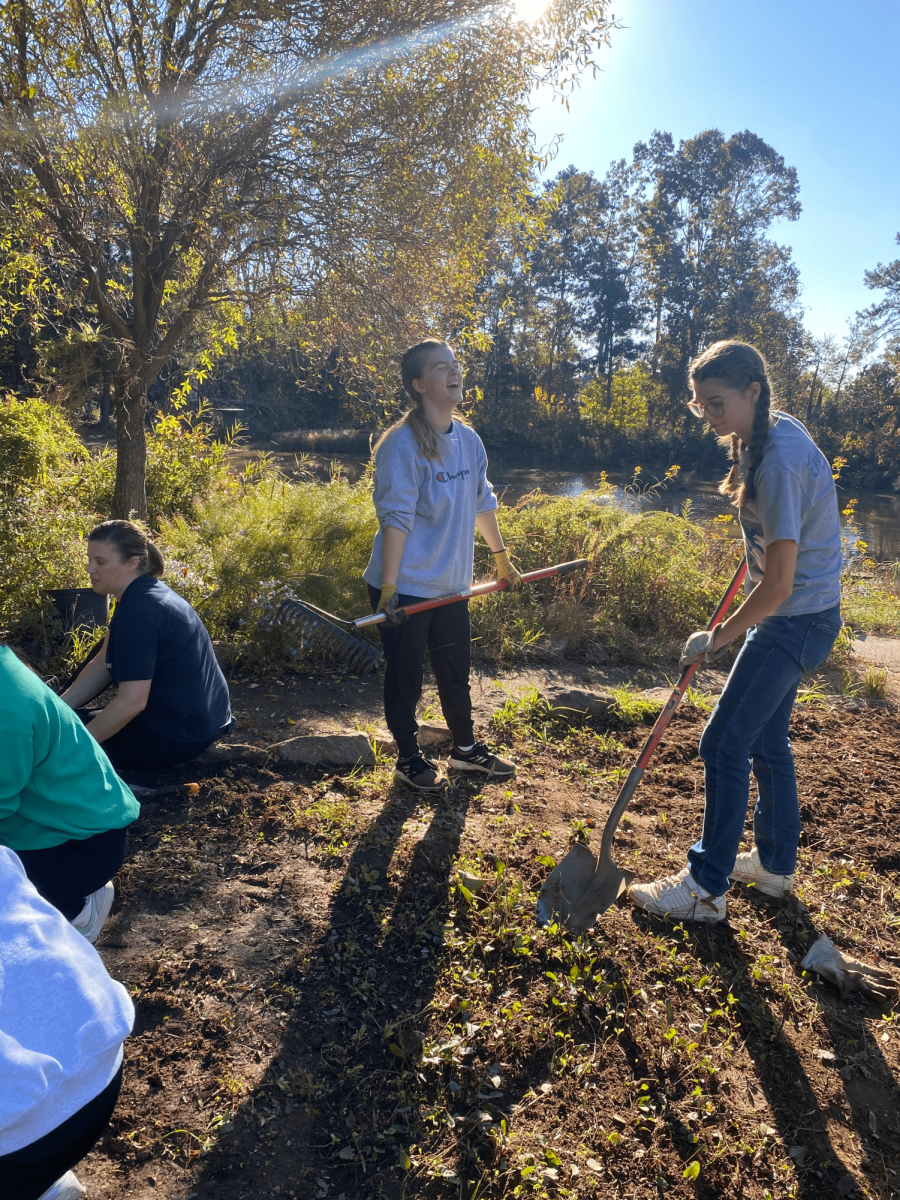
[394, 767, 446, 791]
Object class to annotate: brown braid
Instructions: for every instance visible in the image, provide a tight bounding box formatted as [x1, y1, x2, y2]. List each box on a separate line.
[689, 340, 772, 508]
[741, 376, 772, 504]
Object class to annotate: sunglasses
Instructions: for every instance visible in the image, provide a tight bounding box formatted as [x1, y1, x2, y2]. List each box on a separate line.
[687, 397, 730, 419]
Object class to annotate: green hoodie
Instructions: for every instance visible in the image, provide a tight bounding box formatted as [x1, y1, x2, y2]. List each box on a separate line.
[0, 646, 139, 850]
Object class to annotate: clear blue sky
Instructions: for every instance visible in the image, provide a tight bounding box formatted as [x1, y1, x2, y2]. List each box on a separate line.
[529, 0, 900, 342]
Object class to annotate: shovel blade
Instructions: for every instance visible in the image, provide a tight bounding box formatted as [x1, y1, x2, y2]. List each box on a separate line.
[536, 842, 635, 933]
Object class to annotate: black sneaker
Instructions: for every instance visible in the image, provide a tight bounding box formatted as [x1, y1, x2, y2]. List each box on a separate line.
[447, 741, 516, 779]
[395, 752, 445, 791]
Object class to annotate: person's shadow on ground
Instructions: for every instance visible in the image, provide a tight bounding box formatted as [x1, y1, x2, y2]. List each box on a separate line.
[183, 767, 480, 1200]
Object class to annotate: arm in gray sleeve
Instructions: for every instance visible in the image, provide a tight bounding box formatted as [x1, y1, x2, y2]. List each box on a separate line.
[757, 460, 803, 545]
[474, 438, 498, 516]
[372, 433, 424, 536]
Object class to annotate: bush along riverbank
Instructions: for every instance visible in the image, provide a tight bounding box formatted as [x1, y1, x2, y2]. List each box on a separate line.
[3, 397, 899, 681]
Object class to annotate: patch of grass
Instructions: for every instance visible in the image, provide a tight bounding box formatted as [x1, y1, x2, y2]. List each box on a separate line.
[861, 664, 889, 700]
[470, 492, 746, 662]
[491, 687, 553, 738]
[827, 622, 855, 667]
[842, 568, 900, 634]
[270, 427, 372, 454]
[159, 463, 378, 660]
[796, 678, 830, 709]
[608, 685, 663, 726]
[683, 684, 716, 712]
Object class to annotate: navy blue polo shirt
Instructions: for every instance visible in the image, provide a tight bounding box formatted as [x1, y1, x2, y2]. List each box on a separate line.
[106, 577, 231, 742]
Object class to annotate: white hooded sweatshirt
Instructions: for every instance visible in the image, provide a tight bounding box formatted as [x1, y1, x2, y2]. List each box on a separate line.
[0, 846, 134, 1154]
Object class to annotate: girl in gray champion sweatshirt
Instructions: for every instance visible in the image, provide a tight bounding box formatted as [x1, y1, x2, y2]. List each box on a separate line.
[363, 418, 498, 597]
[363, 338, 520, 790]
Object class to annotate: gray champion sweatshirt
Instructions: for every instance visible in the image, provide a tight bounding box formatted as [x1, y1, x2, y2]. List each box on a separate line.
[363, 419, 498, 598]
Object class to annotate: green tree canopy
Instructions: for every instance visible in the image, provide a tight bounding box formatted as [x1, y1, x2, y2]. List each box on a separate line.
[862, 232, 900, 342]
[0, 0, 613, 517]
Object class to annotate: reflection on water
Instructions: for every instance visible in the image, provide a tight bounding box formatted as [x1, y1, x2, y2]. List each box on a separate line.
[229, 449, 900, 564]
[490, 468, 900, 564]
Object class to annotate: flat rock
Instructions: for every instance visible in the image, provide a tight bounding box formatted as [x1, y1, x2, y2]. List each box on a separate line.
[270, 732, 375, 767]
[369, 720, 450, 757]
[195, 742, 269, 767]
[544, 688, 615, 717]
[371, 729, 398, 755]
[418, 720, 452, 748]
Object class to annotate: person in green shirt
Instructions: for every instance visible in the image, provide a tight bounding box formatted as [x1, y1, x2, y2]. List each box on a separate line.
[0, 645, 139, 943]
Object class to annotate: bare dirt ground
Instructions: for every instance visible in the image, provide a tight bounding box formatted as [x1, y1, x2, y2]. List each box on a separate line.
[76, 649, 900, 1200]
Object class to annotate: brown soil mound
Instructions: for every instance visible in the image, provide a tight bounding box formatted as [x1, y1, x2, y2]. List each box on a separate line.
[80, 701, 900, 1200]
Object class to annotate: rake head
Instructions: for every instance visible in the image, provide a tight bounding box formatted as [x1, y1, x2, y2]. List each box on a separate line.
[271, 598, 383, 673]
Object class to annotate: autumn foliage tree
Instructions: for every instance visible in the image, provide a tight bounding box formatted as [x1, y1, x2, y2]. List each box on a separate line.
[0, 0, 612, 518]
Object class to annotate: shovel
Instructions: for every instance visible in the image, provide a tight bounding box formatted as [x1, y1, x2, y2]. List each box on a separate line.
[536, 557, 748, 933]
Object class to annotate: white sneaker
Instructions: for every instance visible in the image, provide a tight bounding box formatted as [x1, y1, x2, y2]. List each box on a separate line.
[37, 1171, 86, 1200]
[71, 881, 115, 944]
[629, 867, 726, 922]
[729, 846, 794, 898]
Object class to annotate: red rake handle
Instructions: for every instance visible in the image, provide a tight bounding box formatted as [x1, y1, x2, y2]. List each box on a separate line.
[598, 557, 748, 860]
[634, 556, 749, 771]
[354, 559, 589, 628]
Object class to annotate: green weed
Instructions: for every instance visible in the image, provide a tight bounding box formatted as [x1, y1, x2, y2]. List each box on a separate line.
[491, 688, 552, 738]
[861, 664, 889, 700]
[684, 684, 716, 712]
[608, 685, 662, 726]
[795, 678, 829, 709]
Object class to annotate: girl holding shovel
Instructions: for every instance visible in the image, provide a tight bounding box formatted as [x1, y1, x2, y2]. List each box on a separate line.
[630, 340, 843, 922]
[364, 338, 520, 790]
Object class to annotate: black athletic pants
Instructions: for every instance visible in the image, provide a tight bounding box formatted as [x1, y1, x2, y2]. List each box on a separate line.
[1, 1064, 123, 1200]
[16, 827, 129, 921]
[75, 710, 231, 773]
[368, 585, 474, 759]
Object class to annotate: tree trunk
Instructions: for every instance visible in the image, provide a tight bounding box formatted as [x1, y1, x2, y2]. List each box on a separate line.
[605, 326, 614, 410]
[806, 362, 820, 423]
[99, 369, 111, 431]
[834, 356, 849, 408]
[113, 376, 148, 520]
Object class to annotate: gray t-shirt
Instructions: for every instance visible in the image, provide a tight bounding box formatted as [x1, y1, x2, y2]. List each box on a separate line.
[737, 411, 842, 616]
[363, 419, 498, 597]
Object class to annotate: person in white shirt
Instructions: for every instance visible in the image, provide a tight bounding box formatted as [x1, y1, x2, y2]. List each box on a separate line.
[0, 846, 134, 1200]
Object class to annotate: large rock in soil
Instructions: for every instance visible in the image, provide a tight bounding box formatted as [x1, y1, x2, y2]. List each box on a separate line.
[544, 688, 615, 717]
[270, 732, 375, 767]
[419, 720, 452, 748]
[369, 720, 451, 757]
[195, 742, 270, 767]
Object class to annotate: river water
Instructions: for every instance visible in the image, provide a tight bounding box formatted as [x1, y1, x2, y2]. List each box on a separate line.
[231, 449, 900, 565]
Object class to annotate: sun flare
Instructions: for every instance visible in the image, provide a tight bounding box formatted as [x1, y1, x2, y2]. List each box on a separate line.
[511, 0, 550, 23]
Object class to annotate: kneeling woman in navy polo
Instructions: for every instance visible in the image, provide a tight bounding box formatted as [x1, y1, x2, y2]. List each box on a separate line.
[61, 520, 233, 772]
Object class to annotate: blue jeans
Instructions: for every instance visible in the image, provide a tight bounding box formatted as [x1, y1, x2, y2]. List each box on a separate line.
[687, 604, 842, 897]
